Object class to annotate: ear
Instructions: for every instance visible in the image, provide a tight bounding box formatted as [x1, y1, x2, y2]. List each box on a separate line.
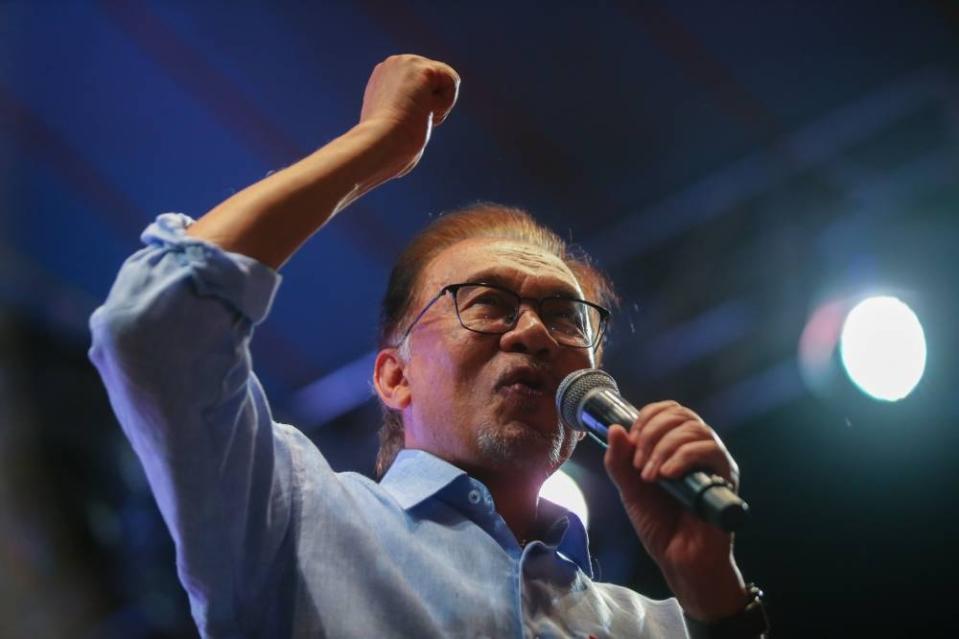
[373, 347, 411, 410]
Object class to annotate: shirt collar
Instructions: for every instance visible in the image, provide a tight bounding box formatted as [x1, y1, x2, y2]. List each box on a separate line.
[538, 497, 592, 578]
[379, 449, 468, 510]
[380, 449, 594, 577]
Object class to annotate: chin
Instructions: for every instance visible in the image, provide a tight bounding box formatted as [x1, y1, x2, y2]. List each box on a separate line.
[476, 420, 574, 470]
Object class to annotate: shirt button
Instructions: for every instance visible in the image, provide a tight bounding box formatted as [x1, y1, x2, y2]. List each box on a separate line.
[467, 489, 482, 505]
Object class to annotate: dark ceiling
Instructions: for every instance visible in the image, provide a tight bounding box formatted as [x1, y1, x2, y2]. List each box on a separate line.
[3, 2, 959, 637]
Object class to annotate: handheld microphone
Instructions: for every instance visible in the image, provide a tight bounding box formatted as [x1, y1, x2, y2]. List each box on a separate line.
[556, 368, 749, 532]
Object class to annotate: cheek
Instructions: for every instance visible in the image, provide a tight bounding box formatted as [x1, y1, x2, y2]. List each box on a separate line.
[440, 330, 496, 375]
[409, 329, 484, 393]
[563, 350, 595, 378]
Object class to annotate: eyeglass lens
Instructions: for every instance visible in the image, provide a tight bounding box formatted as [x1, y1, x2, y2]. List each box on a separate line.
[454, 284, 599, 346]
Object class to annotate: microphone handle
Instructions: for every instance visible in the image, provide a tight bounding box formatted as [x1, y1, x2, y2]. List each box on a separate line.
[580, 389, 749, 532]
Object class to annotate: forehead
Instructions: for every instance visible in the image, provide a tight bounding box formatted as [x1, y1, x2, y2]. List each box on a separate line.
[421, 238, 583, 296]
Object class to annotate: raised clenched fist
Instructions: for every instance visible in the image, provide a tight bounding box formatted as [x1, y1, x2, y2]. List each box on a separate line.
[359, 54, 460, 179]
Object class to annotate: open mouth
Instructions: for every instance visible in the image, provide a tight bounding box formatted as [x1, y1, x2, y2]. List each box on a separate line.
[496, 367, 549, 399]
[499, 382, 544, 398]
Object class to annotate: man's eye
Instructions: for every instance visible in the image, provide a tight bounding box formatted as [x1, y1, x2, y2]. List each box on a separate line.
[468, 287, 511, 303]
[546, 303, 588, 332]
[460, 289, 513, 315]
[550, 303, 582, 320]
[474, 293, 502, 305]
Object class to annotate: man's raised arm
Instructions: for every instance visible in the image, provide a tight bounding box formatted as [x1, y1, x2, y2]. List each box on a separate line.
[88, 56, 458, 636]
[186, 55, 460, 268]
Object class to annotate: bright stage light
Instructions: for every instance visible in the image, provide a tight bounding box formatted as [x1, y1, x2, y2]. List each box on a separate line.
[540, 469, 589, 528]
[840, 296, 926, 401]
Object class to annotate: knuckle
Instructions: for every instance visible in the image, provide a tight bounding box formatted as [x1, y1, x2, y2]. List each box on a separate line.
[657, 400, 681, 411]
[683, 418, 709, 435]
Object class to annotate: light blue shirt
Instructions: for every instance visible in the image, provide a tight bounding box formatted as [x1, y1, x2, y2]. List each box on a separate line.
[89, 214, 689, 638]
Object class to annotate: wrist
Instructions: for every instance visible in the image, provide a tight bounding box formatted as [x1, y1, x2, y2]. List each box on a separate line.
[665, 555, 747, 622]
[684, 583, 769, 639]
[344, 119, 424, 188]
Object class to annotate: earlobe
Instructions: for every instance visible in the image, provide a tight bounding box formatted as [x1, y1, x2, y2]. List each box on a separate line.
[373, 348, 411, 410]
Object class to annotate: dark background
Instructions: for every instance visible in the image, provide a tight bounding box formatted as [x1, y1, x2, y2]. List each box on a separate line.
[2, 1, 958, 637]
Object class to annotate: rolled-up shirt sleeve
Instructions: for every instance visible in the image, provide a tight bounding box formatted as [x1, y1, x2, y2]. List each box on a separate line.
[89, 213, 308, 633]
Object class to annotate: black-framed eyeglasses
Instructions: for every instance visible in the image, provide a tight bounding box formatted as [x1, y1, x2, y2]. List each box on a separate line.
[398, 282, 610, 349]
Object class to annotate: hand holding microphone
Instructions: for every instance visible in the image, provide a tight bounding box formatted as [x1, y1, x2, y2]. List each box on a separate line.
[557, 369, 761, 629]
[556, 369, 748, 532]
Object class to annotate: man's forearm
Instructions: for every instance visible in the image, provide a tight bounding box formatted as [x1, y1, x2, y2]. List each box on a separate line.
[185, 120, 401, 270]
[186, 54, 460, 269]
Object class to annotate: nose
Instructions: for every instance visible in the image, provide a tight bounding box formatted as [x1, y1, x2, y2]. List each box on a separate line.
[498, 304, 557, 357]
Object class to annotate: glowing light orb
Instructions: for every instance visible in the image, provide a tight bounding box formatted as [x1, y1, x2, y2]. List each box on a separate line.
[840, 296, 926, 401]
[539, 469, 589, 528]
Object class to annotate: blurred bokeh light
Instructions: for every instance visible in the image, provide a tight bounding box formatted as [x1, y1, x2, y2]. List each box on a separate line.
[540, 468, 590, 529]
[840, 296, 926, 401]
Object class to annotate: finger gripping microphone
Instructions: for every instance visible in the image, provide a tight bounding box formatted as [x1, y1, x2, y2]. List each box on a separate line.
[557, 368, 749, 532]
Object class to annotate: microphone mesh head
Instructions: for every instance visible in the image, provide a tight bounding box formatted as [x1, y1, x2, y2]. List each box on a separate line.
[555, 368, 619, 430]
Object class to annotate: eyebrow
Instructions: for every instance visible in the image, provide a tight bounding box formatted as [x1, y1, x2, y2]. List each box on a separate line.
[464, 270, 582, 299]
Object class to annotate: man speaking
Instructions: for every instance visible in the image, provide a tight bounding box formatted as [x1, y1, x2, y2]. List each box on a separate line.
[90, 55, 767, 638]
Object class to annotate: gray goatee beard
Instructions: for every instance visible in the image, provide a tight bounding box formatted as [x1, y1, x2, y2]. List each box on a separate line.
[475, 420, 577, 470]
